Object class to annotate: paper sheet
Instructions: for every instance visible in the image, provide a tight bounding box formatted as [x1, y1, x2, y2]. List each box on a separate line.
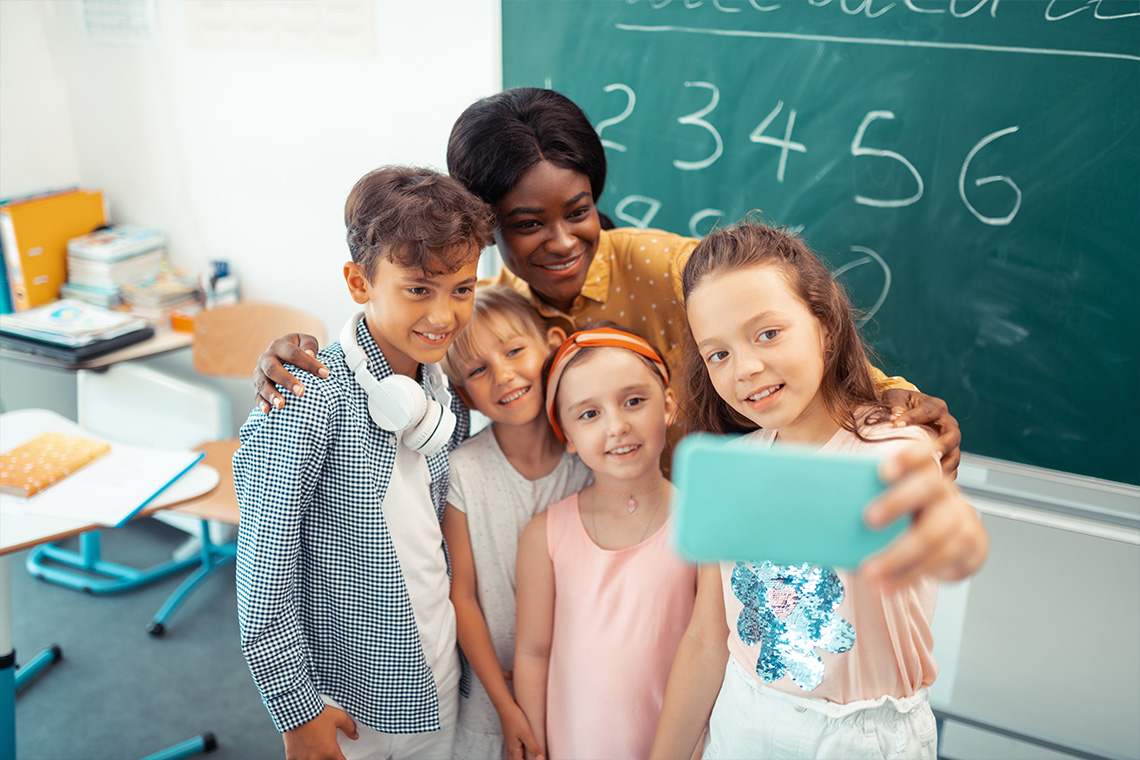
[0, 444, 203, 528]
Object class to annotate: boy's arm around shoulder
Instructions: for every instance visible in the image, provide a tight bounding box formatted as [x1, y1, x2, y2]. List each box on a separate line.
[233, 365, 337, 733]
[513, 511, 555, 757]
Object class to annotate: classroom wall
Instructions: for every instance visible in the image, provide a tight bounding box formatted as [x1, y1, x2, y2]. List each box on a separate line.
[0, 0, 502, 339]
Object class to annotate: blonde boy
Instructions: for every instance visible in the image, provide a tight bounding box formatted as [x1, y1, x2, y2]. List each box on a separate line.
[439, 287, 591, 760]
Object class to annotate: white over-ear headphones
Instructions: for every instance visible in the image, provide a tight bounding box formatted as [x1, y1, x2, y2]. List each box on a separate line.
[339, 313, 456, 457]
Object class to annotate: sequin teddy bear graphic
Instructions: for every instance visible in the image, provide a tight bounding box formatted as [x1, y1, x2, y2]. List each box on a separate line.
[731, 560, 855, 690]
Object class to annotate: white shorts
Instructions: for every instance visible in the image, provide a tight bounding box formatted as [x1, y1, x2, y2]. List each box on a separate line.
[453, 723, 505, 760]
[322, 686, 459, 760]
[703, 657, 938, 760]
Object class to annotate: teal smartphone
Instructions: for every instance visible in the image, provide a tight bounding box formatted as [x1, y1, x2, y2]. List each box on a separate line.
[672, 433, 904, 569]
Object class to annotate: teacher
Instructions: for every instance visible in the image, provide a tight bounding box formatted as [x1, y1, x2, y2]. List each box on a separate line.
[252, 87, 962, 470]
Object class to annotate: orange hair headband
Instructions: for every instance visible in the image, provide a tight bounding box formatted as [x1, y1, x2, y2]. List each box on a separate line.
[544, 327, 670, 442]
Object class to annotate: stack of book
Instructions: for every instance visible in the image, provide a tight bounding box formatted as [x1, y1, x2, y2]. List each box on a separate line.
[0, 298, 153, 362]
[121, 269, 199, 325]
[64, 226, 167, 308]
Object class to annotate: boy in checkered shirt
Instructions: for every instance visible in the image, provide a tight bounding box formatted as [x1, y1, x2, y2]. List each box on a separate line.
[234, 166, 493, 760]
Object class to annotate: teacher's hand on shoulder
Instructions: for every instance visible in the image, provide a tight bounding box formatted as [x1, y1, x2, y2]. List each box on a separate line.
[882, 387, 963, 477]
[254, 333, 327, 413]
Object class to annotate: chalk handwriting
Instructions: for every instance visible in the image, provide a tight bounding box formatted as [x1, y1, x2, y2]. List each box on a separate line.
[851, 111, 924, 208]
[959, 126, 1022, 226]
[831, 245, 892, 326]
[615, 195, 663, 229]
[629, 0, 1137, 21]
[689, 208, 727, 237]
[749, 100, 807, 183]
[674, 81, 724, 170]
[597, 83, 636, 153]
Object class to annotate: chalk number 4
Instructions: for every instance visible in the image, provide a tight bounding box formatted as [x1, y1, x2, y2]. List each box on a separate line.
[750, 101, 807, 183]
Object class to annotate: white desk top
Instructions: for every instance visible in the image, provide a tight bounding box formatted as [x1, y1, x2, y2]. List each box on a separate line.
[0, 409, 218, 554]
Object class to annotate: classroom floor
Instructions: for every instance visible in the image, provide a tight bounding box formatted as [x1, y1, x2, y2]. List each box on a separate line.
[11, 518, 280, 760]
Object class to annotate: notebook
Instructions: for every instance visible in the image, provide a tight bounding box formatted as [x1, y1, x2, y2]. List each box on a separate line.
[0, 326, 155, 364]
[1, 432, 112, 497]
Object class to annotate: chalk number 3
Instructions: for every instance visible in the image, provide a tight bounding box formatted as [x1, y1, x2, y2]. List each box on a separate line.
[674, 82, 724, 171]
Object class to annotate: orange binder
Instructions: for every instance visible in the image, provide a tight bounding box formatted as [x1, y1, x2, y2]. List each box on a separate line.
[0, 189, 106, 311]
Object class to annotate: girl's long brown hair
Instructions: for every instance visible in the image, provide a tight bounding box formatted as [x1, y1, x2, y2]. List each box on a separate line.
[679, 219, 889, 438]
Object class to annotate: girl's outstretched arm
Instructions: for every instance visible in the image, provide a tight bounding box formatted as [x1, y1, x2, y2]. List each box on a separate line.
[441, 505, 542, 760]
[649, 564, 730, 760]
[860, 441, 989, 587]
[514, 512, 555, 760]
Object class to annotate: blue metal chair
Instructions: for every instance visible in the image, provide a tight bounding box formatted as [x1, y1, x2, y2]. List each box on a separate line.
[145, 438, 240, 637]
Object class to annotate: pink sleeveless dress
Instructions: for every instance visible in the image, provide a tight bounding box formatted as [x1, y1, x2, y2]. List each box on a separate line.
[544, 493, 697, 760]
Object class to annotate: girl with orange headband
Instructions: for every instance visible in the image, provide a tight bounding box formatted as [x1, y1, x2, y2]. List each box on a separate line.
[513, 326, 698, 760]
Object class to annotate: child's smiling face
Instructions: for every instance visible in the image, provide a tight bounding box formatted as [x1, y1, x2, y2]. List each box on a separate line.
[452, 315, 563, 427]
[686, 263, 836, 445]
[556, 347, 675, 481]
[345, 251, 480, 378]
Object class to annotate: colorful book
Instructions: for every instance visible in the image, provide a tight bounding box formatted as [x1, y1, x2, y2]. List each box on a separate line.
[59, 282, 123, 309]
[67, 226, 166, 262]
[121, 269, 199, 307]
[67, 248, 164, 290]
[0, 298, 149, 347]
[0, 431, 112, 497]
[0, 189, 106, 311]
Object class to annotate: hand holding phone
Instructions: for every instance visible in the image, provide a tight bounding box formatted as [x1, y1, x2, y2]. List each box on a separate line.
[672, 434, 906, 570]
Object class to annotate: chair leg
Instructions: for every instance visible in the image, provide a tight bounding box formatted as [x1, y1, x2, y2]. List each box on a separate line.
[137, 732, 217, 760]
[0, 653, 13, 760]
[14, 645, 62, 693]
[26, 531, 200, 595]
[147, 519, 237, 637]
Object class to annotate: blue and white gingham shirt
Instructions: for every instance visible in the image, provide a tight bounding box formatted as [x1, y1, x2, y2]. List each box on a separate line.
[233, 317, 470, 735]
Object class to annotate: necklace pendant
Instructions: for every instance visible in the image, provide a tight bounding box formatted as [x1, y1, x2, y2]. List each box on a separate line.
[626, 496, 637, 514]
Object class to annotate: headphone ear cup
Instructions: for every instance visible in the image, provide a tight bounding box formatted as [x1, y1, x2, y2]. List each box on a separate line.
[403, 400, 456, 457]
[368, 375, 428, 432]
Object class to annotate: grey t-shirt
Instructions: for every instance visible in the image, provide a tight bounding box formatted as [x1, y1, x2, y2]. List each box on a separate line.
[448, 426, 593, 741]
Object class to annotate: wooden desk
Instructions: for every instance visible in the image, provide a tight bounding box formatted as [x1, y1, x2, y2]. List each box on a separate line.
[144, 438, 241, 637]
[167, 439, 240, 528]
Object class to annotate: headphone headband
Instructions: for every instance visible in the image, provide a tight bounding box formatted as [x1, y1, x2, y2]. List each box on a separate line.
[543, 327, 669, 442]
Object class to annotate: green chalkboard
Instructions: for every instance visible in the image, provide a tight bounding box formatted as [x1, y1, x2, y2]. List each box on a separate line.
[503, 0, 1140, 485]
